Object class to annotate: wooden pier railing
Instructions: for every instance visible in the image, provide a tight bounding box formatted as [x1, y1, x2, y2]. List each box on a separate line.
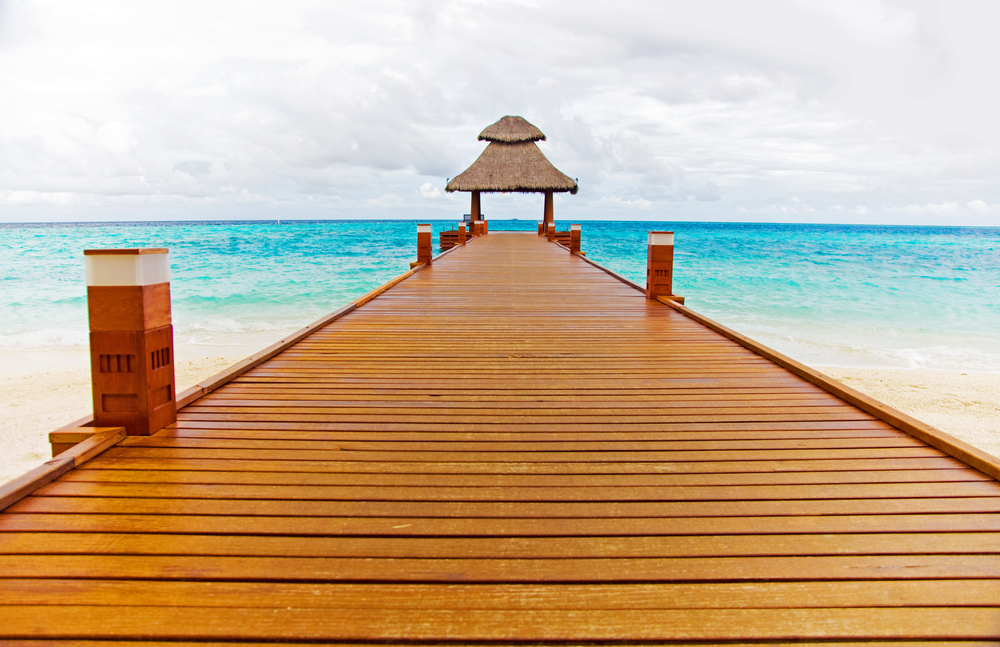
[1, 229, 998, 643]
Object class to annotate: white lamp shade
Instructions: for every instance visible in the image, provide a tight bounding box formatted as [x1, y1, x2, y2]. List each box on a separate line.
[648, 232, 675, 246]
[85, 250, 170, 286]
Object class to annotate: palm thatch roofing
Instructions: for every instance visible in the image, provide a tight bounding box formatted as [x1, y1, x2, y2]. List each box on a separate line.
[447, 117, 578, 194]
[479, 115, 545, 143]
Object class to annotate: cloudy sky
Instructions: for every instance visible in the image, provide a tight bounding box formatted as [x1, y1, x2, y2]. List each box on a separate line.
[1, 0, 998, 225]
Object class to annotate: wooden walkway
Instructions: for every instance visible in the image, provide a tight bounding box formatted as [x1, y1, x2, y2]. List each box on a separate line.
[2, 231, 999, 643]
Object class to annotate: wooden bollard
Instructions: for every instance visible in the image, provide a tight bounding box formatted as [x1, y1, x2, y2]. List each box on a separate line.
[537, 222, 544, 236]
[458, 222, 467, 244]
[84, 248, 176, 436]
[646, 231, 681, 301]
[546, 222, 555, 242]
[414, 223, 432, 266]
[483, 220, 488, 234]
[570, 224, 581, 253]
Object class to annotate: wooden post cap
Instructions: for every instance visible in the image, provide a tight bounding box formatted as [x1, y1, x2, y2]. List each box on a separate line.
[417, 224, 432, 233]
[84, 249, 170, 286]
[571, 224, 581, 231]
[648, 231, 674, 246]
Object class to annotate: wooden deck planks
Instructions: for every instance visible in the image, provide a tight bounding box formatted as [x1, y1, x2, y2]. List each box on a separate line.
[1, 231, 998, 643]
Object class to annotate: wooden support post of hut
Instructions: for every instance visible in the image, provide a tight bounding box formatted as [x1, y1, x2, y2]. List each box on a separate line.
[471, 191, 481, 221]
[446, 116, 577, 228]
[84, 248, 176, 436]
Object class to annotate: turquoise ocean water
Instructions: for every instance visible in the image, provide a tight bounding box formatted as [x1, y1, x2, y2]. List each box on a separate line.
[1, 220, 998, 372]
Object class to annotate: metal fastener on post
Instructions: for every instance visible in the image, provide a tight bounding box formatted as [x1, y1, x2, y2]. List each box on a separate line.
[84, 248, 176, 436]
[570, 224, 581, 254]
[415, 224, 432, 266]
[646, 231, 678, 300]
[458, 222, 467, 244]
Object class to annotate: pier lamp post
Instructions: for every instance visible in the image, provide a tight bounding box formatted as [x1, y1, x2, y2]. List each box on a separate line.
[84, 248, 176, 436]
[645, 232, 684, 303]
[570, 224, 581, 254]
[414, 224, 433, 267]
[537, 222, 544, 236]
[546, 222, 555, 242]
[458, 222, 467, 244]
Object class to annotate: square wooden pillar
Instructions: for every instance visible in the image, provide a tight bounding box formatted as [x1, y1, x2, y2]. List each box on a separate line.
[416, 224, 432, 265]
[646, 231, 675, 300]
[85, 248, 176, 436]
[570, 224, 581, 254]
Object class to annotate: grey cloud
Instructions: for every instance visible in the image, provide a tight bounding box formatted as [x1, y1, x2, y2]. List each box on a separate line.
[1, 0, 1000, 224]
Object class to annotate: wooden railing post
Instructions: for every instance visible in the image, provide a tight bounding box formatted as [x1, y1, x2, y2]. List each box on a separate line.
[645, 231, 680, 301]
[458, 222, 467, 244]
[84, 248, 176, 436]
[416, 224, 432, 266]
[546, 222, 555, 242]
[570, 224, 581, 253]
[483, 220, 488, 234]
[537, 222, 544, 236]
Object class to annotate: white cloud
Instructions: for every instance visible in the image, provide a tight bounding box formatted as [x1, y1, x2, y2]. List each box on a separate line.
[418, 182, 441, 199]
[790, 0, 918, 46]
[883, 202, 961, 215]
[367, 192, 405, 207]
[0, 0, 999, 224]
[738, 197, 815, 214]
[967, 199, 1000, 214]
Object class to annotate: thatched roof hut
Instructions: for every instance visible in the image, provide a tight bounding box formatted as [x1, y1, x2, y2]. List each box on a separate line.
[478, 115, 546, 143]
[446, 116, 578, 195]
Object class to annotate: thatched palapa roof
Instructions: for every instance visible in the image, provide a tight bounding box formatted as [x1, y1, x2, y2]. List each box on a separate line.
[446, 116, 578, 194]
[478, 115, 546, 143]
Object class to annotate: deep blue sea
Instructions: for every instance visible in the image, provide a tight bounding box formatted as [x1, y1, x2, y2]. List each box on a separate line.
[1, 220, 998, 372]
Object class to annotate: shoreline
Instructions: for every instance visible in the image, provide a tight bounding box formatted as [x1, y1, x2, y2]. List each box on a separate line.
[1, 357, 998, 486]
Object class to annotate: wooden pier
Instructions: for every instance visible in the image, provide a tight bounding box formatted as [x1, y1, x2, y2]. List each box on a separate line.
[2, 231, 999, 643]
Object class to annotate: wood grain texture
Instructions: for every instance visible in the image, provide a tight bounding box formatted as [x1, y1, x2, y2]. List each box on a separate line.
[1, 231, 997, 643]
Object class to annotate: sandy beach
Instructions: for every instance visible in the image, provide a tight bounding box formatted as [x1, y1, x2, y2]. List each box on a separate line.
[820, 367, 1000, 459]
[0, 354, 245, 485]
[1, 356, 998, 485]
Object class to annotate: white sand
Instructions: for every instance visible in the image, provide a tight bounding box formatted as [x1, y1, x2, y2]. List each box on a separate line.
[2, 358, 998, 486]
[820, 367, 1000, 460]
[0, 354, 245, 485]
